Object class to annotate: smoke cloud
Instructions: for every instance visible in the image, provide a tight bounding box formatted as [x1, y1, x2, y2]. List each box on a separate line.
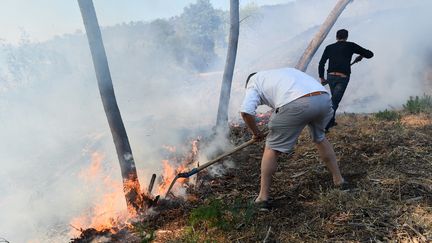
[1, 0, 431, 242]
[229, 0, 432, 114]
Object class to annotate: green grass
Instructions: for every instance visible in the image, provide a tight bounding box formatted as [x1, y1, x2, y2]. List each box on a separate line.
[375, 109, 401, 121]
[180, 198, 257, 242]
[129, 198, 256, 242]
[403, 94, 432, 113]
[131, 221, 155, 243]
[189, 199, 228, 229]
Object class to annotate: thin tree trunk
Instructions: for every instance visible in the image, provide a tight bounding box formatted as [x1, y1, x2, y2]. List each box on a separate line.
[78, 0, 142, 214]
[216, 0, 240, 130]
[295, 0, 353, 72]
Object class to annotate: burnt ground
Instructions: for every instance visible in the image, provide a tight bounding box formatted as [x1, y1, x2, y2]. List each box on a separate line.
[72, 113, 432, 242]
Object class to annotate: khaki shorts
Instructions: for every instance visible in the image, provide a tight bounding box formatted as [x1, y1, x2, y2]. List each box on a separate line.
[266, 94, 333, 153]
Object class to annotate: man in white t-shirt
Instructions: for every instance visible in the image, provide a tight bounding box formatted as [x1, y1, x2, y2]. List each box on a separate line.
[240, 67, 345, 211]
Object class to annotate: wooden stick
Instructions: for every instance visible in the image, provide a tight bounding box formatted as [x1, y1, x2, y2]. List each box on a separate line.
[196, 130, 269, 172]
[403, 223, 427, 242]
[263, 225, 272, 243]
[165, 131, 268, 197]
[0, 237, 10, 243]
[148, 174, 156, 195]
[196, 138, 257, 171]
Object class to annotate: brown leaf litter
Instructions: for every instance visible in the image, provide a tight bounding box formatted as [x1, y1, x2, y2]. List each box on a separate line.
[72, 112, 432, 242]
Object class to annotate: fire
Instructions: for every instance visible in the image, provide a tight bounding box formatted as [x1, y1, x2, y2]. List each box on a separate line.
[256, 111, 272, 126]
[155, 159, 187, 195]
[155, 138, 200, 196]
[230, 111, 272, 127]
[78, 152, 103, 180]
[162, 145, 177, 153]
[69, 152, 131, 237]
[69, 137, 201, 237]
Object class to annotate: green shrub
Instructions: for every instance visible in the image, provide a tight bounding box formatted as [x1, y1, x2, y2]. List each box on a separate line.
[181, 198, 257, 241]
[189, 199, 227, 229]
[375, 109, 401, 121]
[131, 222, 155, 242]
[403, 95, 432, 113]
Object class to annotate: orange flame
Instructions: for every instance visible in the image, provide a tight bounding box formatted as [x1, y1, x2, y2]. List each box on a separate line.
[155, 138, 200, 196]
[155, 159, 187, 195]
[256, 111, 272, 126]
[69, 152, 131, 237]
[70, 137, 201, 237]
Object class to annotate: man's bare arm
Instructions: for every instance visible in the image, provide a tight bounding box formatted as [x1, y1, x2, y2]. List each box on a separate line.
[241, 112, 264, 140]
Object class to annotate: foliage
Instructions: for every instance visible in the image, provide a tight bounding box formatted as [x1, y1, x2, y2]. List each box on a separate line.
[189, 199, 229, 229]
[374, 109, 401, 121]
[239, 2, 262, 27]
[180, 198, 256, 241]
[403, 94, 432, 113]
[3, 0, 228, 91]
[175, 0, 225, 71]
[131, 222, 155, 242]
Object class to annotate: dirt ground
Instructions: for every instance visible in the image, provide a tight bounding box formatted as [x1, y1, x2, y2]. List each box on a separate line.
[72, 112, 432, 242]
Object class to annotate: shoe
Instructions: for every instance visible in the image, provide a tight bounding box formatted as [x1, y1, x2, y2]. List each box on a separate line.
[253, 199, 271, 212]
[325, 122, 338, 133]
[334, 181, 350, 191]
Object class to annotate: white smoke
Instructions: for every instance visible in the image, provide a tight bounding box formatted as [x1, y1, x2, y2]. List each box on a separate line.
[1, 0, 431, 242]
[0, 10, 235, 241]
[229, 0, 432, 115]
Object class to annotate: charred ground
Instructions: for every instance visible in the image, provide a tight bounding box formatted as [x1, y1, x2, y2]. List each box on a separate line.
[72, 111, 432, 242]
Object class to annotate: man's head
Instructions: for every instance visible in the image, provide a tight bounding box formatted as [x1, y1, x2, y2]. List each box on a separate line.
[245, 72, 257, 88]
[336, 29, 348, 41]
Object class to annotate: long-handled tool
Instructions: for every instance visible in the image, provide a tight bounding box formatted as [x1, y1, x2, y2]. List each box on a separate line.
[164, 131, 269, 197]
[351, 55, 363, 66]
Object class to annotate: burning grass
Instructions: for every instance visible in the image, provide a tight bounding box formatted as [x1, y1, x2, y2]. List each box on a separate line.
[71, 111, 432, 242]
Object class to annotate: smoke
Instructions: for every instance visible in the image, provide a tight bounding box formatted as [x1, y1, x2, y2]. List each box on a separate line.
[338, 0, 432, 112]
[1, 0, 431, 242]
[0, 24, 224, 243]
[229, 0, 432, 114]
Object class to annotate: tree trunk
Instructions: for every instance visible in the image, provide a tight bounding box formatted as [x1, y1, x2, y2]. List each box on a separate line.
[77, 0, 142, 214]
[215, 0, 240, 130]
[295, 0, 353, 72]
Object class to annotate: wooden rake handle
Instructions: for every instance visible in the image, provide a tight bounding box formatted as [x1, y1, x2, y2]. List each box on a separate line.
[164, 130, 269, 197]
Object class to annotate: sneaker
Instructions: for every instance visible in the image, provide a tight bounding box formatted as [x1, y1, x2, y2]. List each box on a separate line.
[325, 122, 338, 133]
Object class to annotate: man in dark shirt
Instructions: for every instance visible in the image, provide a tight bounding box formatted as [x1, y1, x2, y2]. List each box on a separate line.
[318, 29, 374, 132]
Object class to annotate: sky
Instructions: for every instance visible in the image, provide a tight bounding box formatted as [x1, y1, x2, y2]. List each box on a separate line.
[0, 0, 293, 43]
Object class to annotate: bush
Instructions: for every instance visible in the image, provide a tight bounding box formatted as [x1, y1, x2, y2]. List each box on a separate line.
[375, 109, 401, 121]
[403, 95, 432, 113]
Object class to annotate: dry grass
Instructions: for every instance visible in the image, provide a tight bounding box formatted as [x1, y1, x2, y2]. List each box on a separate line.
[72, 112, 432, 242]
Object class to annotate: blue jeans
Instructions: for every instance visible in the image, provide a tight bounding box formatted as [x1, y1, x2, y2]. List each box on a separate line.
[326, 74, 349, 130]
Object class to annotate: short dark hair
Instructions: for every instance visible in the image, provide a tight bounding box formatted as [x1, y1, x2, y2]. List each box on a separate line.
[336, 29, 348, 40]
[245, 72, 257, 88]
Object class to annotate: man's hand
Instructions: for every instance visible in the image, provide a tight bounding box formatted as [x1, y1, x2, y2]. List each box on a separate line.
[241, 112, 265, 141]
[351, 55, 363, 65]
[320, 78, 328, 86]
[252, 130, 265, 141]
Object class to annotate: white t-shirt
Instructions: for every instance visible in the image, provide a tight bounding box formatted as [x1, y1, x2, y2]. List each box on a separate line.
[240, 67, 329, 115]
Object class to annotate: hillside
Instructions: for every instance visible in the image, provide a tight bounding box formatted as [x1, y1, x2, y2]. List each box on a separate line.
[72, 109, 432, 242]
[3, 1, 432, 241]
